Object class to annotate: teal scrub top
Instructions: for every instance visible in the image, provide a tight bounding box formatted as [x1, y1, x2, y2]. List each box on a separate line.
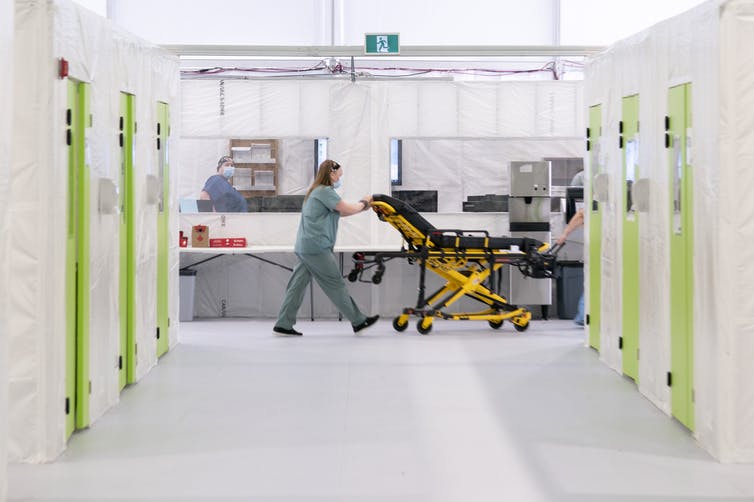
[295, 185, 342, 253]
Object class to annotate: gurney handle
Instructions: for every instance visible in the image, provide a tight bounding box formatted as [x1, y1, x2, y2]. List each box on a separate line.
[547, 242, 565, 257]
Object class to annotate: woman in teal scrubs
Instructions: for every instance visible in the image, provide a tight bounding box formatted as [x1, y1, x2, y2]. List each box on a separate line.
[273, 160, 379, 336]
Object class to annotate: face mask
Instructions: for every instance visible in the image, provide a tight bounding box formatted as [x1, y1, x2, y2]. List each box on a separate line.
[333, 179, 342, 189]
[222, 166, 234, 179]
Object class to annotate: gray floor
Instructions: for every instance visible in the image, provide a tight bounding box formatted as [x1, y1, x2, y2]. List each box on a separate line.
[8, 319, 754, 501]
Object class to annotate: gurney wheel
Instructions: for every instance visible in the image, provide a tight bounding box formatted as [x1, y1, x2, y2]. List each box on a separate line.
[417, 318, 433, 335]
[513, 320, 529, 332]
[392, 316, 409, 332]
[488, 319, 504, 330]
[347, 270, 359, 282]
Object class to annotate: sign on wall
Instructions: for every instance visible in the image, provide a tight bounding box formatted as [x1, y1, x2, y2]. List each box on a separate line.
[364, 33, 400, 54]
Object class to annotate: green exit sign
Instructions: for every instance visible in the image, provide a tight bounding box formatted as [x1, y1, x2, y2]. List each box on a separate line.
[364, 33, 400, 54]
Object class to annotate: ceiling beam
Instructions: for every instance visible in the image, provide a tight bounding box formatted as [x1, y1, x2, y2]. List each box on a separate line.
[163, 44, 604, 59]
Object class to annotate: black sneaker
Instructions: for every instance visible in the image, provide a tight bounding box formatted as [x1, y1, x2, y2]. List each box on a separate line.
[273, 326, 303, 336]
[353, 315, 379, 333]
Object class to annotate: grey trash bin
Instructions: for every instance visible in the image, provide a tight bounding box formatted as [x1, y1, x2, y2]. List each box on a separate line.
[556, 261, 583, 319]
[179, 269, 197, 321]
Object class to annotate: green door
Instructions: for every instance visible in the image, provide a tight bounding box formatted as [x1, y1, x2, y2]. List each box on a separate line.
[621, 94, 640, 382]
[156, 102, 170, 357]
[668, 83, 694, 430]
[65, 80, 91, 437]
[587, 105, 602, 351]
[119, 93, 136, 387]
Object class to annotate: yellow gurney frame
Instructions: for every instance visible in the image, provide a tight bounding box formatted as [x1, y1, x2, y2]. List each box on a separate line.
[347, 194, 559, 335]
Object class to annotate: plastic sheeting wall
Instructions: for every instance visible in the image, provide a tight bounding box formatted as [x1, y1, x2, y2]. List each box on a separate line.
[181, 79, 583, 247]
[0, 0, 13, 494]
[8, 0, 180, 462]
[584, 0, 754, 462]
[179, 79, 583, 318]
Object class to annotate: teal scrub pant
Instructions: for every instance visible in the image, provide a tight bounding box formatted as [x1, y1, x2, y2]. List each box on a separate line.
[275, 252, 367, 329]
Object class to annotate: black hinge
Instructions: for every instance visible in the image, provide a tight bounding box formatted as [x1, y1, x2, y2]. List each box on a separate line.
[665, 133, 670, 148]
[586, 139, 591, 151]
[664, 115, 670, 131]
[66, 129, 72, 146]
[168, 318, 170, 327]
[667, 372, 672, 387]
[586, 127, 591, 138]
[586, 314, 590, 325]
[157, 122, 161, 135]
[65, 397, 70, 415]
[134, 122, 138, 133]
[619, 121, 624, 134]
[592, 200, 598, 211]
[119, 132, 123, 147]
[66, 108, 72, 126]
[89, 381, 92, 395]
[119, 116, 124, 131]
[157, 137, 161, 150]
[118, 355, 123, 369]
[619, 337, 624, 349]
[156, 327, 160, 340]
[619, 136, 623, 149]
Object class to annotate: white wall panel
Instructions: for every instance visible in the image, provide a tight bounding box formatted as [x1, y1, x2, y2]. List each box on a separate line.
[386, 84, 419, 137]
[458, 84, 497, 136]
[222, 80, 262, 137]
[260, 82, 301, 136]
[0, 0, 12, 494]
[561, 0, 707, 45]
[337, 0, 555, 45]
[110, 0, 327, 45]
[417, 83, 458, 136]
[181, 80, 223, 137]
[498, 85, 537, 136]
[298, 82, 331, 137]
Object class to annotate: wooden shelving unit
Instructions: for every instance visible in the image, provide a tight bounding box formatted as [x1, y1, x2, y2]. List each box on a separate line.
[229, 138, 279, 197]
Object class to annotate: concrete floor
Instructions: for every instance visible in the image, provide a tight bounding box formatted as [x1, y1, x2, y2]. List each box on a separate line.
[8, 318, 754, 501]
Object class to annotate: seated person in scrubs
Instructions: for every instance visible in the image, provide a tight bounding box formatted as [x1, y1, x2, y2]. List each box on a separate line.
[273, 159, 379, 336]
[200, 156, 248, 212]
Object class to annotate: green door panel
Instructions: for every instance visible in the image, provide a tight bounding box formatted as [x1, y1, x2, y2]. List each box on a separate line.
[669, 83, 694, 431]
[621, 94, 640, 382]
[66, 80, 91, 436]
[587, 105, 602, 351]
[65, 81, 77, 438]
[156, 102, 170, 357]
[120, 93, 136, 387]
[75, 82, 91, 430]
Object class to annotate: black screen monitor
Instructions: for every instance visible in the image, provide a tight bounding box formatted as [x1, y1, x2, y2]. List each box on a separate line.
[197, 200, 214, 212]
[565, 186, 583, 222]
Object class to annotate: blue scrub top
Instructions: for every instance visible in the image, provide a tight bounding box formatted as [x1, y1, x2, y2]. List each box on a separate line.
[295, 185, 341, 253]
[203, 174, 248, 212]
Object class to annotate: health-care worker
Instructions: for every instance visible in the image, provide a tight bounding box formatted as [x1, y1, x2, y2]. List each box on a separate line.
[200, 156, 248, 212]
[273, 159, 379, 336]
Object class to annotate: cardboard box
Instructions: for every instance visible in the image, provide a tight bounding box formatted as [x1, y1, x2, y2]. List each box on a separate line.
[191, 225, 209, 247]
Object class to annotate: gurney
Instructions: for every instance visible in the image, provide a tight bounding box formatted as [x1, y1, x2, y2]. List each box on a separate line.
[347, 194, 559, 334]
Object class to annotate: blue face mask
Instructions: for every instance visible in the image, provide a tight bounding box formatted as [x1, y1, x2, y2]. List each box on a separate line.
[333, 179, 342, 189]
[222, 166, 234, 179]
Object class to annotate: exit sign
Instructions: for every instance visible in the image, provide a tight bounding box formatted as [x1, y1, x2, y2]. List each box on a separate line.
[364, 33, 400, 55]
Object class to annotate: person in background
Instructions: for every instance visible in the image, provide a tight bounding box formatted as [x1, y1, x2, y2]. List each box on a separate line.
[273, 159, 379, 336]
[557, 207, 585, 326]
[200, 156, 248, 212]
